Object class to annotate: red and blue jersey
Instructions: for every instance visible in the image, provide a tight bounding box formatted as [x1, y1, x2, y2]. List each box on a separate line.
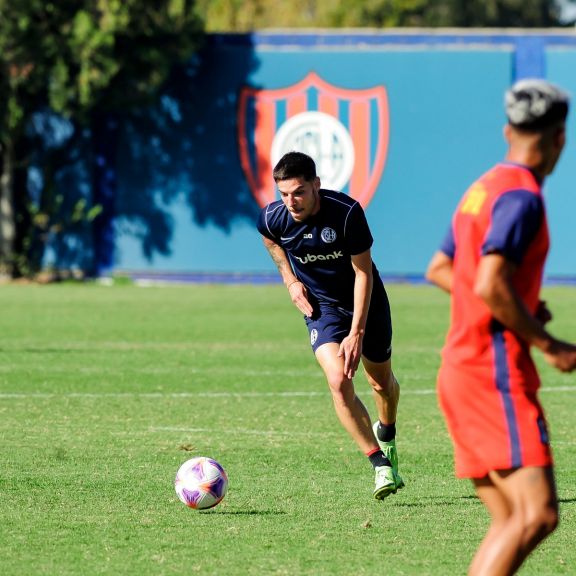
[437, 162, 553, 476]
[440, 162, 549, 390]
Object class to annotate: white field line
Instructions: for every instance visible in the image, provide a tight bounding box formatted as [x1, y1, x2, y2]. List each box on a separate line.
[1, 386, 576, 399]
[0, 390, 431, 399]
[148, 427, 340, 437]
[0, 391, 329, 399]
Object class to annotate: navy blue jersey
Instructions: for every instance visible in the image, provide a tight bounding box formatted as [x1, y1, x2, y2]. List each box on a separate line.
[257, 189, 382, 311]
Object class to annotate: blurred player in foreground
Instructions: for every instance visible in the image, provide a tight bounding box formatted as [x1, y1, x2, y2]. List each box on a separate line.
[427, 79, 576, 575]
[257, 151, 404, 500]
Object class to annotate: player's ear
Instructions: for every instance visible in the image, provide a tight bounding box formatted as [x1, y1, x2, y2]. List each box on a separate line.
[314, 176, 321, 191]
[554, 124, 566, 150]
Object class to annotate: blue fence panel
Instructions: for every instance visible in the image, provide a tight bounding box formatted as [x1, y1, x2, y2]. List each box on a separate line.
[543, 48, 576, 280]
[112, 32, 576, 280]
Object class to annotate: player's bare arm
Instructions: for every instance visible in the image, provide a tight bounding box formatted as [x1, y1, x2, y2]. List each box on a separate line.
[426, 250, 454, 293]
[475, 253, 576, 372]
[536, 300, 553, 325]
[338, 249, 373, 379]
[261, 235, 314, 317]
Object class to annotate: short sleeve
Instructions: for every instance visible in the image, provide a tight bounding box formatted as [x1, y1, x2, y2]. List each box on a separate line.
[256, 206, 277, 241]
[440, 226, 456, 259]
[482, 190, 543, 264]
[345, 203, 373, 255]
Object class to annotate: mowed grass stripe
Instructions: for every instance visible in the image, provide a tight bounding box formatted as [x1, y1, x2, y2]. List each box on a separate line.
[2, 385, 576, 398]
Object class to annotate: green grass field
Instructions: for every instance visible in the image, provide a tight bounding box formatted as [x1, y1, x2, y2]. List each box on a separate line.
[1, 282, 576, 575]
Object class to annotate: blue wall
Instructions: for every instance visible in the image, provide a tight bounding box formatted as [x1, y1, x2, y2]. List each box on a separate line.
[111, 31, 576, 280]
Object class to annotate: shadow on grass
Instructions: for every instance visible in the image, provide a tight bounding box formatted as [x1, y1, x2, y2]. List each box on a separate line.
[394, 495, 576, 507]
[208, 509, 287, 515]
[393, 495, 481, 507]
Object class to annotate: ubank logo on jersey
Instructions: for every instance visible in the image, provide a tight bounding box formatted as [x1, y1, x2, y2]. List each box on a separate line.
[237, 72, 389, 209]
[294, 250, 343, 264]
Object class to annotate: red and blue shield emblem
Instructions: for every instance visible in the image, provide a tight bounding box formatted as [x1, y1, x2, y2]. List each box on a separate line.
[238, 72, 389, 208]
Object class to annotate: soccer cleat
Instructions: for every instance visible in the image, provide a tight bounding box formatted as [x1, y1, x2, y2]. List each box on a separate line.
[373, 422, 405, 491]
[373, 465, 398, 500]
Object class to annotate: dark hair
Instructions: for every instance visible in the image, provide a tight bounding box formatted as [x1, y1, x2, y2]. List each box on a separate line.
[273, 151, 317, 182]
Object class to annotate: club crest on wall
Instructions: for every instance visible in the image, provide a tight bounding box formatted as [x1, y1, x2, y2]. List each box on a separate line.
[237, 72, 389, 208]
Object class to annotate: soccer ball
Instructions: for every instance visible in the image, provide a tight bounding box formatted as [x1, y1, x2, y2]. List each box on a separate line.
[174, 457, 228, 510]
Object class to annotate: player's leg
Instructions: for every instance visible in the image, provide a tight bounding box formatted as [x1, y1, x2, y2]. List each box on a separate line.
[469, 466, 558, 575]
[308, 308, 397, 499]
[315, 342, 377, 453]
[360, 281, 399, 452]
[360, 284, 403, 493]
[469, 475, 513, 575]
[362, 356, 404, 491]
[315, 342, 398, 499]
[362, 356, 399, 430]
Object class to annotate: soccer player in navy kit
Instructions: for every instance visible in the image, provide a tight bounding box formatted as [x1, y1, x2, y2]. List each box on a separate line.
[257, 151, 404, 499]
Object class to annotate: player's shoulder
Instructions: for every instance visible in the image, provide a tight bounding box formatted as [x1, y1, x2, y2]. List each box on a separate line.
[257, 199, 289, 236]
[260, 199, 287, 220]
[482, 162, 542, 195]
[320, 189, 359, 210]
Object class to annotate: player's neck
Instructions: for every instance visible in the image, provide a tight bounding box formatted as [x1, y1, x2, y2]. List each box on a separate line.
[505, 150, 548, 181]
[310, 189, 321, 216]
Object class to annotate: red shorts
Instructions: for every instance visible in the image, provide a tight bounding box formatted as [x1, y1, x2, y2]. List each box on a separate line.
[438, 364, 553, 478]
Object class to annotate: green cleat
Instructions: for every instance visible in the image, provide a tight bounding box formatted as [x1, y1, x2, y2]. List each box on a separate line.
[373, 465, 398, 500]
[373, 422, 405, 492]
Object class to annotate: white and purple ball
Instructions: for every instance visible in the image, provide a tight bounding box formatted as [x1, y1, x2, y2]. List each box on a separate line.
[175, 457, 228, 510]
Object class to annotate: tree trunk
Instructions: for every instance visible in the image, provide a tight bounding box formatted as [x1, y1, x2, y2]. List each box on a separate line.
[91, 113, 118, 277]
[0, 139, 15, 277]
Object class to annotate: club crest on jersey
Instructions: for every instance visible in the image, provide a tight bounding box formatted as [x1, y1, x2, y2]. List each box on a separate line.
[237, 72, 389, 209]
[310, 329, 318, 346]
[321, 227, 337, 243]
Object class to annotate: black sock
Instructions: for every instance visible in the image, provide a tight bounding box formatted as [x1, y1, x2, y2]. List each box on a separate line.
[367, 449, 392, 469]
[376, 421, 396, 443]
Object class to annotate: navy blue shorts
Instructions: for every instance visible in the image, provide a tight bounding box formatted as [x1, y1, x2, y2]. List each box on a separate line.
[304, 284, 392, 363]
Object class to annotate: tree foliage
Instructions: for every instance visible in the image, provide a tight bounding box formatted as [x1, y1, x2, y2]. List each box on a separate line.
[0, 0, 204, 276]
[0, 0, 203, 124]
[196, 0, 564, 30]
